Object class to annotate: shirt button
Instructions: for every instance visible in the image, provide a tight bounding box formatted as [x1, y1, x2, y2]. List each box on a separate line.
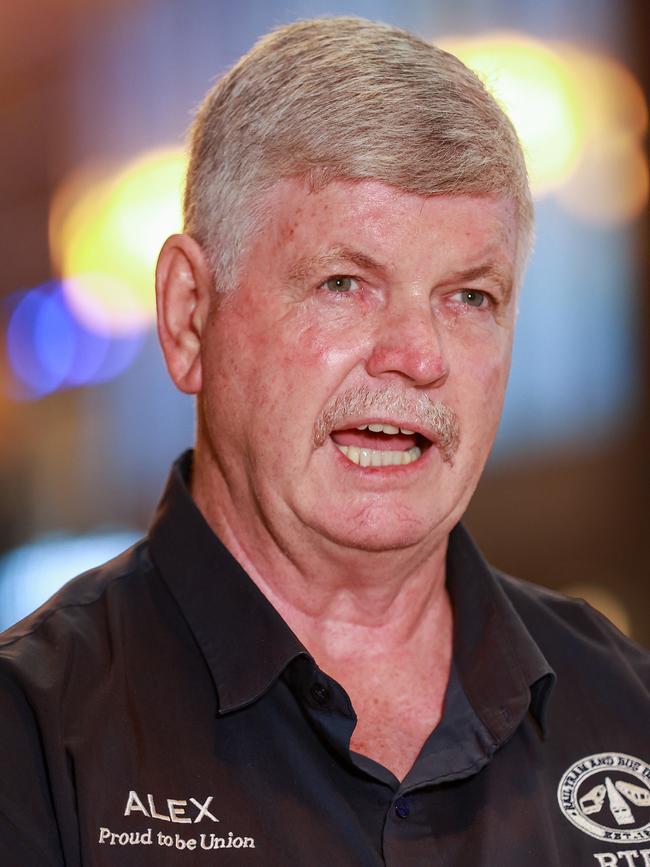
[310, 683, 330, 705]
[394, 797, 410, 819]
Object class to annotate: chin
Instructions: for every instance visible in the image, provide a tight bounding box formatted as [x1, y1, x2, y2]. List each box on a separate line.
[308, 505, 448, 553]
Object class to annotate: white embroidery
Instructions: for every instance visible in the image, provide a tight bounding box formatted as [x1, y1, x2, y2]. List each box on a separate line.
[99, 790, 257, 852]
[124, 790, 218, 824]
[558, 753, 650, 842]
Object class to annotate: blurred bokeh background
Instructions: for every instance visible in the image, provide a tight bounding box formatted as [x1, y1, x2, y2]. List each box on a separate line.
[0, 0, 648, 642]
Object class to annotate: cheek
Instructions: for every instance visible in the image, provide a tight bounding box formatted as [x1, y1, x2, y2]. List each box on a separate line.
[458, 318, 512, 373]
[476, 351, 511, 395]
[291, 319, 368, 375]
[453, 332, 512, 416]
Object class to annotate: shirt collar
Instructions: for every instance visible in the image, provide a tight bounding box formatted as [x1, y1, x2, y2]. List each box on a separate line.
[148, 451, 555, 731]
[148, 450, 307, 713]
[447, 523, 556, 740]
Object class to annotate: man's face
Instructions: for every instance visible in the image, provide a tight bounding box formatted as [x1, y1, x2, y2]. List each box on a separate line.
[197, 179, 519, 553]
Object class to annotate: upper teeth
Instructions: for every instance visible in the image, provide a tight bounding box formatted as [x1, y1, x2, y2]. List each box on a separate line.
[357, 423, 415, 435]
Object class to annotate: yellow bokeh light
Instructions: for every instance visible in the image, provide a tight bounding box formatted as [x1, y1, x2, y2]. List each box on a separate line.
[50, 147, 186, 335]
[558, 45, 648, 139]
[438, 32, 648, 225]
[554, 46, 649, 224]
[561, 583, 632, 637]
[439, 32, 587, 195]
[557, 134, 649, 226]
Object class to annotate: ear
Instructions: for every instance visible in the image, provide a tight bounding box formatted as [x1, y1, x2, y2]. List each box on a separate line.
[155, 233, 213, 394]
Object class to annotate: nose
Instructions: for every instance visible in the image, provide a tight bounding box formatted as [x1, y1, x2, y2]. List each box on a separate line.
[365, 295, 449, 387]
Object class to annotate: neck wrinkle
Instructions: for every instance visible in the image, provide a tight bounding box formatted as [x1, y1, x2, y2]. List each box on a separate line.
[191, 437, 451, 656]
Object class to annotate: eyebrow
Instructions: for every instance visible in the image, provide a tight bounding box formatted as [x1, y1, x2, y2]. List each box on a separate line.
[287, 246, 384, 282]
[442, 263, 514, 303]
[287, 248, 514, 303]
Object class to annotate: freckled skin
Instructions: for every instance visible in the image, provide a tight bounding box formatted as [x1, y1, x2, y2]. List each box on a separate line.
[194, 178, 519, 563]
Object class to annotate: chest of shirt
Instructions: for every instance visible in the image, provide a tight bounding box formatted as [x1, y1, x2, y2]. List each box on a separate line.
[53, 661, 650, 867]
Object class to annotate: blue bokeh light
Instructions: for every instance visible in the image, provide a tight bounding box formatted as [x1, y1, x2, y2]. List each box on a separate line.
[5, 281, 145, 400]
[0, 529, 143, 630]
[6, 288, 62, 397]
[34, 290, 78, 386]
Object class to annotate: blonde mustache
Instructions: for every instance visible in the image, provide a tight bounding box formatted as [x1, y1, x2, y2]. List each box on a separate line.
[313, 384, 460, 464]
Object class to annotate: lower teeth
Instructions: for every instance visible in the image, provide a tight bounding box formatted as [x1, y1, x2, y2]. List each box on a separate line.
[335, 444, 422, 467]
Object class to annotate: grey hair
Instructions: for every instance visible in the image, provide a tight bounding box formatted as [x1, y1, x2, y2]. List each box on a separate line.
[184, 16, 534, 292]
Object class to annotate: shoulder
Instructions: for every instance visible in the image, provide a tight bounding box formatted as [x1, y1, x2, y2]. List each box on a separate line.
[0, 545, 157, 864]
[494, 569, 650, 690]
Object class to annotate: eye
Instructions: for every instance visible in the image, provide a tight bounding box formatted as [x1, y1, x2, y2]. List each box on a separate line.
[322, 275, 358, 293]
[454, 289, 488, 308]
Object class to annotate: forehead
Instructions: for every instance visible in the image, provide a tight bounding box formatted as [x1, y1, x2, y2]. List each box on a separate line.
[248, 177, 520, 279]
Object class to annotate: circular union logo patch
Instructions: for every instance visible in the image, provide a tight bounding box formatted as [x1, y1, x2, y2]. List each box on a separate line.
[557, 752, 650, 842]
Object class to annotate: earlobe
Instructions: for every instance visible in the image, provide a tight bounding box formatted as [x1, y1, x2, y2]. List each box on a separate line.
[155, 234, 212, 395]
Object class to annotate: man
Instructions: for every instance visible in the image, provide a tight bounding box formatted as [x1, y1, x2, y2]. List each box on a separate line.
[1, 17, 648, 867]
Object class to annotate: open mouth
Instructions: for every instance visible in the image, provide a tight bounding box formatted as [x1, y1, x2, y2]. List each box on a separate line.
[330, 422, 431, 468]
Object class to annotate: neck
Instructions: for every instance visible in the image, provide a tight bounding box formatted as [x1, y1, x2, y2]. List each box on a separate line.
[191, 445, 452, 667]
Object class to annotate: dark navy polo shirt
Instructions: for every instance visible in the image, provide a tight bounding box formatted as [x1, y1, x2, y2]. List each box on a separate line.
[1, 451, 649, 866]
